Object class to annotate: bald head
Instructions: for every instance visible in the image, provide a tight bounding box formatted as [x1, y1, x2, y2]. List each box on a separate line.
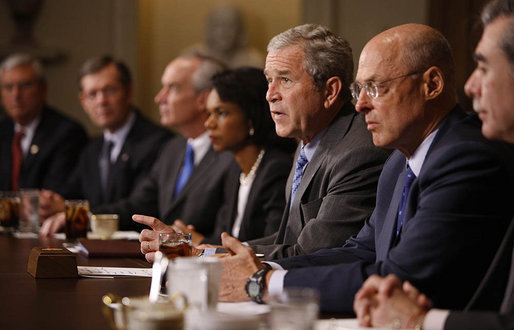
[364, 24, 456, 90]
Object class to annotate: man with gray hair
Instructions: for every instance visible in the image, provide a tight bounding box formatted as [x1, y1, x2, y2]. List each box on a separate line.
[0, 53, 87, 193]
[136, 24, 389, 262]
[96, 53, 235, 234]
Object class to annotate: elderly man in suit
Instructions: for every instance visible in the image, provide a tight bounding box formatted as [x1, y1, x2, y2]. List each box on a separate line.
[353, 1, 514, 329]
[39, 55, 172, 233]
[0, 53, 88, 193]
[218, 23, 514, 314]
[136, 24, 389, 263]
[94, 53, 234, 234]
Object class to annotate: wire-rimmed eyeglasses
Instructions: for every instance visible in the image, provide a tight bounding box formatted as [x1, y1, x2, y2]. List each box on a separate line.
[350, 69, 425, 101]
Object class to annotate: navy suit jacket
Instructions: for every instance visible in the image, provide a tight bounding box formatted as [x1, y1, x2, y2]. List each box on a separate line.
[277, 109, 514, 313]
[95, 135, 235, 232]
[202, 147, 293, 244]
[65, 110, 173, 206]
[0, 106, 88, 194]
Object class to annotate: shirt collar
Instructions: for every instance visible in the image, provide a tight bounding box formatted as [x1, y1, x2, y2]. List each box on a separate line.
[103, 110, 136, 162]
[15, 115, 41, 157]
[407, 128, 438, 176]
[301, 127, 326, 162]
[187, 131, 211, 166]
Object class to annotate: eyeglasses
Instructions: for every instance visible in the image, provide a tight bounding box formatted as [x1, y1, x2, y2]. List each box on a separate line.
[350, 69, 425, 101]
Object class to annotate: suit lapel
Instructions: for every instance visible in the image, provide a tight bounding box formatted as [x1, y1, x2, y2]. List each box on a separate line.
[376, 163, 406, 260]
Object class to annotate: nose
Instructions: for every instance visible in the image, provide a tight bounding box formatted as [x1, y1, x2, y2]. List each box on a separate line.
[154, 87, 167, 104]
[266, 82, 280, 104]
[204, 114, 215, 129]
[354, 89, 372, 113]
[464, 69, 480, 99]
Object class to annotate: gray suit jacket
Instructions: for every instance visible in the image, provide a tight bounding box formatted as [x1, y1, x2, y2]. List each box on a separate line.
[95, 135, 235, 232]
[247, 102, 390, 259]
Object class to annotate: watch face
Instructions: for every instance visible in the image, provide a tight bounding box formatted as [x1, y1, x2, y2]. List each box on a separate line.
[247, 281, 260, 297]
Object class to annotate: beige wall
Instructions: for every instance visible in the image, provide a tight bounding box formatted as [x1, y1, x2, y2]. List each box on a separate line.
[137, 0, 301, 123]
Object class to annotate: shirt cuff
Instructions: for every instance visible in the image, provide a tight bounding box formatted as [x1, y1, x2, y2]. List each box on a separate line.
[267, 269, 287, 296]
[202, 247, 217, 257]
[423, 309, 450, 330]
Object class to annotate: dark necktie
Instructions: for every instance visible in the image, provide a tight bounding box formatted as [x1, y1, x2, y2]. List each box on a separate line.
[174, 143, 195, 198]
[99, 140, 114, 197]
[11, 130, 25, 191]
[290, 148, 308, 208]
[396, 164, 416, 237]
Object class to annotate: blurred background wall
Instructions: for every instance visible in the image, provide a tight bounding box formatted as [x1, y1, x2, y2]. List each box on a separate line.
[0, 0, 486, 135]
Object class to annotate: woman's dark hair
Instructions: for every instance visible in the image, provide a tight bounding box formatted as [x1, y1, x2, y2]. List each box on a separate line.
[211, 67, 297, 153]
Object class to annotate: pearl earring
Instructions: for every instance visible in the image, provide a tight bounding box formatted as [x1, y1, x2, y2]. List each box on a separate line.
[249, 128, 255, 136]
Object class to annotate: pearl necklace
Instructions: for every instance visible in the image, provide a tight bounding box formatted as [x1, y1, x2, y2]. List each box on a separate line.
[239, 149, 265, 185]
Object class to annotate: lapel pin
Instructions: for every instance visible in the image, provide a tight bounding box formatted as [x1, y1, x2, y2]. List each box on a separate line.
[121, 153, 129, 162]
[30, 145, 39, 155]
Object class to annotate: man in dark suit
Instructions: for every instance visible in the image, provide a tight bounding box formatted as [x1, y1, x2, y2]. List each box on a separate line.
[0, 53, 88, 193]
[100, 53, 234, 233]
[353, 1, 514, 329]
[39, 55, 172, 234]
[138, 24, 389, 262]
[217, 23, 514, 314]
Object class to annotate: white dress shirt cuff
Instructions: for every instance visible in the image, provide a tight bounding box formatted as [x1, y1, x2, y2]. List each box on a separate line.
[267, 269, 287, 296]
[423, 309, 450, 330]
[202, 248, 217, 257]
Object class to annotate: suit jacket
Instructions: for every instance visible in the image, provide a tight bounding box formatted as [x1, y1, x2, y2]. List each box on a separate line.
[202, 148, 293, 244]
[0, 106, 88, 194]
[443, 219, 514, 329]
[95, 135, 235, 232]
[247, 102, 390, 258]
[277, 109, 514, 313]
[65, 110, 173, 206]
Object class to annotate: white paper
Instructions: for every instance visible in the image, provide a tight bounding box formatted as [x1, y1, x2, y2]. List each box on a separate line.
[77, 266, 152, 277]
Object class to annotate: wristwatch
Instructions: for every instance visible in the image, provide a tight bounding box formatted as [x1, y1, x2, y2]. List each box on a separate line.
[245, 267, 271, 304]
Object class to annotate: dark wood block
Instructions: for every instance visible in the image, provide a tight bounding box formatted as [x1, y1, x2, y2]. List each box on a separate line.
[27, 247, 78, 278]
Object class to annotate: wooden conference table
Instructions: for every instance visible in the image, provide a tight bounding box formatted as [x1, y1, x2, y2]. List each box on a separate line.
[0, 234, 151, 330]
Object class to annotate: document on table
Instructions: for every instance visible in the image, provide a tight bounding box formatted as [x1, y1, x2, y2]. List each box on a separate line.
[77, 266, 152, 278]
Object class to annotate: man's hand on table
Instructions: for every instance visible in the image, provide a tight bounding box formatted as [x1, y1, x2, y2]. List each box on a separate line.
[219, 232, 271, 302]
[39, 211, 65, 236]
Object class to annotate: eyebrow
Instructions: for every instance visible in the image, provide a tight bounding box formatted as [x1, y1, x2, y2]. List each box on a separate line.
[264, 69, 291, 77]
[473, 53, 486, 63]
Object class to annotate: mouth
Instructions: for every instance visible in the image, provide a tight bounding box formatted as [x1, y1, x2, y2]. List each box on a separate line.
[365, 120, 379, 131]
[270, 110, 286, 120]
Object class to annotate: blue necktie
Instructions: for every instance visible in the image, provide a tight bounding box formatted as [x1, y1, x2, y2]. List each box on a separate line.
[396, 164, 416, 237]
[290, 148, 308, 208]
[174, 143, 195, 197]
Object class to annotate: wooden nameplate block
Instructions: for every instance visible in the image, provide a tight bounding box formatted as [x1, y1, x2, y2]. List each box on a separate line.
[27, 247, 78, 278]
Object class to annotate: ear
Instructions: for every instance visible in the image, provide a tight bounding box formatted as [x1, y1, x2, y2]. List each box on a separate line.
[423, 66, 444, 100]
[323, 76, 342, 108]
[195, 89, 211, 112]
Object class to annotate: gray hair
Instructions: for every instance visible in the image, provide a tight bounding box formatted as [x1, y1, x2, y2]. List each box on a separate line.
[267, 24, 353, 100]
[186, 53, 227, 92]
[481, 0, 514, 76]
[0, 53, 45, 84]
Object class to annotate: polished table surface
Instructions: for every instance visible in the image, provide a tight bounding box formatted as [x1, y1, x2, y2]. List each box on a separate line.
[0, 233, 151, 330]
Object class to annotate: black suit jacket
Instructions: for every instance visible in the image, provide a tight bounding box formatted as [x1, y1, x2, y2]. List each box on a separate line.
[65, 111, 173, 206]
[95, 135, 235, 232]
[277, 109, 514, 313]
[247, 102, 390, 258]
[202, 148, 293, 244]
[0, 106, 88, 194]
[443, 219, 514, 329]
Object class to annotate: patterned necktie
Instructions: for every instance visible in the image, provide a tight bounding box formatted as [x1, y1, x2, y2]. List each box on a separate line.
[99, 140, 114, 197]
[396, 164, 416, 237]
[11, 130, 25, 191]
[290, 148, 309, 208]
[174, 143, 195, 198]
